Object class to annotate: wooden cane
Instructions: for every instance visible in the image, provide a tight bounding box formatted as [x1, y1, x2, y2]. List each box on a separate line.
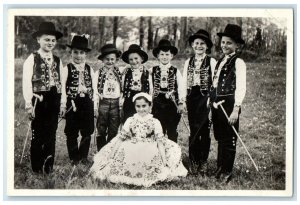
[20, 97, 38, 164]
[169, 94, 191, 133]
[216, 101, 259, 172]
[58, 106, 73, 124]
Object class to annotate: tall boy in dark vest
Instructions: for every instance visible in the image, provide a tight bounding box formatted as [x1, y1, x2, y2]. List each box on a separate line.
[210, 24, 246, 183]
[22, 22, 63, 173]
[151, 39, 185, 143]
[60, 34, 97, 165]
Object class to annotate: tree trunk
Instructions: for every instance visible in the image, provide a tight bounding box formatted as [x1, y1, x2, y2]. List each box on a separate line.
[113, 17, 119, 46]
[98, 17, 106, 48]
[154, 27, 159, 47]
[147, 17, 153, 50]
[139, 16, 145, 47]
[173, 17, 178, 47]
[179, 17, 188, 51]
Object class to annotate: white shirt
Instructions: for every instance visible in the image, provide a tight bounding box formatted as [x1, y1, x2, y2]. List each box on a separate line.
[212, 53, 246, 106]
[22, 50, 64, 109]
[102, 67, 121, 99]
[60, 61, 98, 108]
[182, 55, 217, 99]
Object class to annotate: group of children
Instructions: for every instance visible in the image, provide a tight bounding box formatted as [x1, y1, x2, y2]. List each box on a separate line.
[22, 21, 246, 185]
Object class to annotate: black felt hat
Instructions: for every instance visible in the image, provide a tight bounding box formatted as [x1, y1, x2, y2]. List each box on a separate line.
[67, 35, 91, 52]
[217, 24, 245, 44]
[121, 44, 148, 64]
[188, 29, 213, 48]
[152, 39, 178, 58]
[32, 22, 63, 40]
[98, 44, 122, 60]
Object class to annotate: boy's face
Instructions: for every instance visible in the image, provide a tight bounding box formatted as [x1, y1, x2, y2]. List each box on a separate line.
[128, 53, 143, 69]
[157, 50, 173, 65]
[221, 36, 238, 55]
[71, 48, 87, 64]
[135, 98, 151, 117]
[191, 38, 207, 55]
[37, 34, 57, 52]
[102, 53, 118, 69]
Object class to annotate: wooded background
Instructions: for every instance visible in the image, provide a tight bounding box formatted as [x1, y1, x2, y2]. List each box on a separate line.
[15, 16, 287, 61]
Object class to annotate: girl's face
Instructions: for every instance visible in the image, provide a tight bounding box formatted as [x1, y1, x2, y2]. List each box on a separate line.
[102, 53, 117, 69]
[135, 98, 151, 117]
[71, 48, 87, 64]
[128, 53, 143, 69]
[157, 50, 173, 65]
[37, 34, 57, 52]
[221, 36, 238, 55]
[191, 38, 207, 55]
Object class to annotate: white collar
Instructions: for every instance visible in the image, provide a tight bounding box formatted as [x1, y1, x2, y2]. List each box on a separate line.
[195, 53, 206, 61]
[133, 113, 153, 121]
[38, 49, 53, 59]
[159, 63, 171, 70]
[72, 61, 86, 71]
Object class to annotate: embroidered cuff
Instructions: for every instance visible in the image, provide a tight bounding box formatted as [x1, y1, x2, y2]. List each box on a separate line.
[25, 102, 32, 109]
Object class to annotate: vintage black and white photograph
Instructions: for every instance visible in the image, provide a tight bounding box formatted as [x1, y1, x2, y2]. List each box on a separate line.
[6, 8, 293, 196]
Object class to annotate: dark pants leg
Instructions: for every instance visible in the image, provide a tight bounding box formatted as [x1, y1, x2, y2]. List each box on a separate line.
[187, 87, 211, 165]
[96, 98, 119, 151]
[153, 94, 181, 143]
[31, 87, 60, 173]
[212, 95, 239, 173]
[122, 91, 139, 123]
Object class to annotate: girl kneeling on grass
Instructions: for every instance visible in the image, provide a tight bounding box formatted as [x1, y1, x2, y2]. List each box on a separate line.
[90, 92, 187, 187]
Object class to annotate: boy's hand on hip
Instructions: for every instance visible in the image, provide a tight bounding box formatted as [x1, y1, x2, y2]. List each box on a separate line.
[229, 108, 239, 125]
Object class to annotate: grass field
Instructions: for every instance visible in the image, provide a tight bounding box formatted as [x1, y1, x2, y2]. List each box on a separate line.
[13, 53, 286, 191]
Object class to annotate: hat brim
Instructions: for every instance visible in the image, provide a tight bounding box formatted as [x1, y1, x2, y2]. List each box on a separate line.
[217, 33, 245, 44]
[188, 34, 213, 48]
[121, 49, 148, 64]
[98, 50, 122, 60]
[32, 31, 63, 40]
[152, 46, 178, 58]
[66, 45, 91, 52]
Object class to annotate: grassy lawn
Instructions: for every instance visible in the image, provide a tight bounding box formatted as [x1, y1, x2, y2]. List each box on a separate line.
[13, 54, 286, 190]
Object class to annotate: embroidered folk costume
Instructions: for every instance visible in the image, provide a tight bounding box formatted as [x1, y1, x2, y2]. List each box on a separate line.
[210, 24, 246, 182]
[183, 29, 217, 174]
[90, 93, 187, 187]
[22, 22, 63, 173]
[61, 34, 97, 164]
[95, 44, 123, 151]
[121, 44, 153, 123]
[151, 39, 185, 143]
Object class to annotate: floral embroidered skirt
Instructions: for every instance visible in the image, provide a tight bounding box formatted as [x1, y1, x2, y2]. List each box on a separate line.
[90, 137, 188, 187]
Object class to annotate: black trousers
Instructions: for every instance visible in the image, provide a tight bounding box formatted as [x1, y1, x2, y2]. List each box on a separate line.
[122, 90, 140, 124]
[64, 95, 94, 162]
[187, 87, 211, 165]
[211, 95, 239, 173]
[30, 87, 60, 173]
[96, 98, 120, 151]
[152, 93, 181, 143]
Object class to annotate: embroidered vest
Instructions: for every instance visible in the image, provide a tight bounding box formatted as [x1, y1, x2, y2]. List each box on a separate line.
[152, 66, 179, 102]
[32, 52, 61, 93]
[97, 66, 122, 95]
[187, 55, 212, 96]
[212, 54, 237, 96]
[123, 67, 150, 98]
[66, 63, 93, 99]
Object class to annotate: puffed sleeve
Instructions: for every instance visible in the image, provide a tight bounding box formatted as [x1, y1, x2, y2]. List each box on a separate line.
[234, 58, 247, 106]
[181, 58, 190, 99]
[60, 65, 68, 108]
[118, 117, 132, 140]
[154, 119, 164, 142]
[22, 54, 34, 109]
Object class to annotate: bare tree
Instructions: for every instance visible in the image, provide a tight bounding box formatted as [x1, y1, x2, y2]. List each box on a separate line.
[139, 16, 145, 47]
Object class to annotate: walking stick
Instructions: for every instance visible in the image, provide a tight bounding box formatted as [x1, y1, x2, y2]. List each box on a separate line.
[66, 164, 77, 188]
[168, 93, 190, 133]
[58, 106, 73, 124]
[214, 100, 259, 172]
[20, 94, 40, 164]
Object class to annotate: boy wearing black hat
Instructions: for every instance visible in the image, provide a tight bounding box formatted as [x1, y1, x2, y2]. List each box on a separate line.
[121, 44, 153, 123]
[183, 29, 217, 175]
[60, 34, 97, 165]
[22, 22, 64, 173]
[95, 44, 123, 151]
[210, 24, 246, 183]
[151, 39, 185, 143]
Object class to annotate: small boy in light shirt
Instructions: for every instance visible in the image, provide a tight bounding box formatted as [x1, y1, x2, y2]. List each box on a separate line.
[94, 44, 123, 151]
